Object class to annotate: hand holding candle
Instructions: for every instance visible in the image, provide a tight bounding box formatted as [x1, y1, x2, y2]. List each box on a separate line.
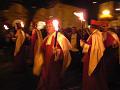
[52, 19, 60, 62]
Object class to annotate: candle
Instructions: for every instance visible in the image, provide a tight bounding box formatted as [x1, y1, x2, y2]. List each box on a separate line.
[73, 12, 85, 21]
[4, 25, 9, 30]
[52, 19, 59, 47]
[74, 11, 86, 39]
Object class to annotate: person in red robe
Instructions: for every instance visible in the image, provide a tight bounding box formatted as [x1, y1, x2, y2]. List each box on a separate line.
[30, 22, 43, 65]
[13, 23, 26, 72]
[33, 18, 72, 90]
[80, 20, 109, 90]
[100, 22, 120, 84]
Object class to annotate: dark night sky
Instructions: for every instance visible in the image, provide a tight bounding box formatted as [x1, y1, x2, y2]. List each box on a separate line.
[1, 0, 119, 10]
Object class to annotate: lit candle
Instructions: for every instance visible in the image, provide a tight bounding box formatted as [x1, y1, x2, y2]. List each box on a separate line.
[4, 25, 9, 30]
[20, 21, 24, 28]
[52, 19, 59, 47]
[73, 12, 85, 21]
[74, 11, 86, 38]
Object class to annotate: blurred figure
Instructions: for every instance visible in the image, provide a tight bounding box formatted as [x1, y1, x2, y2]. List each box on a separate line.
[62, 27, 72, 39]
[30, 22, 43, 65]
[13, 23, 26, 72]
[78, 28, 90, 41]
[101, 23, 120, 83]
[70, 27, 81, 51]
[69, 27, 82, 71]
[40, 28, 47, 39]
[102, 27, 119, 48]
[80, 20, 109, 90]
[82, 28, 90, 41]
[33, 18, 72, 90]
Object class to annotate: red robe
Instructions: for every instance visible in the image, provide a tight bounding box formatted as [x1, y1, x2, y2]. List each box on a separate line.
[31, 29, 37, 60]
[82, 30, 109, 90]
[31, 29, 43, 63]
[102, 31, 120, 83]
[37, 36, 64, 90]
[14, 29, 26, 71]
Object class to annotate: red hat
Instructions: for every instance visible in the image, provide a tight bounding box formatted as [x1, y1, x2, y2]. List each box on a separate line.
[90, 19, 99, 26]
[45, 19, 53, 25]
[45, 16, 54, 24]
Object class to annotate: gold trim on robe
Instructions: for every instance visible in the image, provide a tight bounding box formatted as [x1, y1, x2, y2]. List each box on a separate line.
[33, 29, 43, 76]
[81, 29, 105, 76]
[89, 30, 105, 76]
[46, 32, 72, 71]
[14, 29, 25, 56]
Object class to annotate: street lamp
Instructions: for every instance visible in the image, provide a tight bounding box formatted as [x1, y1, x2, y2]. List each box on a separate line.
[99, 9, 113, 19]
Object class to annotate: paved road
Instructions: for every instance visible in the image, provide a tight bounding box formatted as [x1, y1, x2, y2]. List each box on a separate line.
[0, 62, 82, 90]
[0, 48, 120, 90]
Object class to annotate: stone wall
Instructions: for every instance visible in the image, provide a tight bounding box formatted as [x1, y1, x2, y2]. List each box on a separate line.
[33, 3, 87, 29]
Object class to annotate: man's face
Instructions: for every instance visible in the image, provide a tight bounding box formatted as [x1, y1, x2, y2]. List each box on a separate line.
[72, 27, 77, 33]
[46, 23, 55, 34]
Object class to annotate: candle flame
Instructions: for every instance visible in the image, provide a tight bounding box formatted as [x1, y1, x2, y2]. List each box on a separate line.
[52, 19, 59, 31]
[20, 21, 24, 27]
[4, 25, 9, 30]
[74, 12, 85, 21]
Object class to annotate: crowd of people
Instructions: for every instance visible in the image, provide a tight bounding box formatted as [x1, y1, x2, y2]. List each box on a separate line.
[0, 18, 120, 90]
